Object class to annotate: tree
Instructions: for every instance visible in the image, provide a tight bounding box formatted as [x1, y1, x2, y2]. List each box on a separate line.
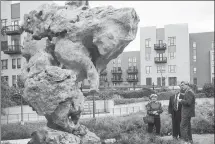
[1, 77, 16, 115]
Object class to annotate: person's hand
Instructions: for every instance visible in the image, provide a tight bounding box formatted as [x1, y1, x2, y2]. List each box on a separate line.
[177, 96, 182, 102]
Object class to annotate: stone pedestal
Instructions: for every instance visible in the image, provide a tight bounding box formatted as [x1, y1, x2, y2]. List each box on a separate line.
[27, 126, 101, 144]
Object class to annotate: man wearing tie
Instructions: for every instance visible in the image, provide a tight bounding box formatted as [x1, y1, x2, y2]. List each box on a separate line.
[168, 89, 184, 139]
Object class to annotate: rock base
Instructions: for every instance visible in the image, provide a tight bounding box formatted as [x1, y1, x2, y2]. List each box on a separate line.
[27, 127, 101, 144]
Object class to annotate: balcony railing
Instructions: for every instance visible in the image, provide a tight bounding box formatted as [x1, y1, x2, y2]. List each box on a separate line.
[111, 78, 123, 82]
[127, 68, 138, 74]
[127, 78, 138, 82]
[3, 45, 22, 54]
[111, 69, 122, 74]
[2, 25, 22, 35]
[154, 57, 167, 63]
[154, 43, 167, 50]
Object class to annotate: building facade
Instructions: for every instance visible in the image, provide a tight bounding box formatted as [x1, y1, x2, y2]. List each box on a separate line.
[140, 24, 190, 87]
[189, 32, 214, 87]
[1, 1, 53, 86]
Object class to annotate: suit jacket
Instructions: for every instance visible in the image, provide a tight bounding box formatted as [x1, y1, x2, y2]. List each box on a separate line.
[168, 93, 183, 115]
[180, 89, 195, 117]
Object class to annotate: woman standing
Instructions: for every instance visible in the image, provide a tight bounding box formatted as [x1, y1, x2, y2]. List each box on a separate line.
[145, 94, 163, 135]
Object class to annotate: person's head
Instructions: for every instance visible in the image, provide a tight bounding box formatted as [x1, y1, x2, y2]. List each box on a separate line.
[150, 94, 158, 102]
[180, 81, 190, 92]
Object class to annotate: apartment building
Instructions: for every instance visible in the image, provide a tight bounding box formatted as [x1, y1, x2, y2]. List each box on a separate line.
[82, 51, 141, 87]
[189, 32, 214, 87]
[1, 1, 53, 86]
[140, 24, 190, 87]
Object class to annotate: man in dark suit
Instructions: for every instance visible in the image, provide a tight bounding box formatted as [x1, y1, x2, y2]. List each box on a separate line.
[178, 81, 195, 144]
[168, 89, 184, 139]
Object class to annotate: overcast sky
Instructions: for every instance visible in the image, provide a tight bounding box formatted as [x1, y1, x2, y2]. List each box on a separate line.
[55, 1, 214, 52]
[12, 1, 215, 51]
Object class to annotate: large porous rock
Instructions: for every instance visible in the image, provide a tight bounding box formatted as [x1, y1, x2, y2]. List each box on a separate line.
[27, 126, 101, 144]
[20, 0, 139, 142]
[21, 1, 139, 92]
[23, 66, 83, 115]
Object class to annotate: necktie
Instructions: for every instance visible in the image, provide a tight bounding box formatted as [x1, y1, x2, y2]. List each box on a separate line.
[174, 95, 178, 111]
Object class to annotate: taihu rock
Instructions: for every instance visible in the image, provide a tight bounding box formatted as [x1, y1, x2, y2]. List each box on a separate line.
[21, 0, 139, 143]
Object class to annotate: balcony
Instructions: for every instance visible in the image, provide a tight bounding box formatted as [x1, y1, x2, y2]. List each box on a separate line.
[154, 57, 167, 63]
[2, 25, 22, 35]
[111, 78, 123, 82]
[3, 45, 22, 54]
[154, 43, 167, 50]
[99, 78, 107, 82]
[127, 68, 138, 74]
[111, 69, 122, 74]
[127, 78, 138, 82]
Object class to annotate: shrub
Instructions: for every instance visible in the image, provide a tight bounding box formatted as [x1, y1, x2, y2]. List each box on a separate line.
[157, 91, 175, 100]
[114, 98, 147, 105]
[202, 83, 214, 97]
[195, 93, 207, 98]
[189, 84, 198, 93]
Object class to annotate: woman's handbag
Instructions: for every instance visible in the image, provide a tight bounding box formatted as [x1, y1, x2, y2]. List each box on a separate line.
[143, 115, 154, 124]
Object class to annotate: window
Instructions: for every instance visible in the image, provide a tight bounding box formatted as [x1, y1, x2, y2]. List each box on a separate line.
[212, 52, 214, 61]
[145, 53, 151, 61]
[157, 40, 163, 45]
[157, 66, 165, 73]
[11, 20, 19, 26]
[17, 58, 21, 69]
[1, 19, 7, 27]
[128, 58, 132, 62]
[133, 57, 136, 62]
[168, 65, 176, 73]
[168, 77, 177, 86]
[193, 49, 197, 62]
[1, 59, 8, 70]
[12, 75, 17, 87]
[193, 67, 197, 74]
[162, 77, 166, 86]
[193, 42, 196, 48]
[168, 37, 176, 46]
[212, 66, 214, 74]
[146, 77, 152, 85]
[193, 78, 197, 85]
[145, 39, 151, 48]
[146, 66, 152, 74]
[157, 77, 161, 86]
[168, 52, 176, 59]
[12, 59, 16, 69]
[1, 76, 9, 84]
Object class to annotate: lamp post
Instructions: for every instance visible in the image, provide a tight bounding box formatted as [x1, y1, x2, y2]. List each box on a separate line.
[0, 0, 2, 142]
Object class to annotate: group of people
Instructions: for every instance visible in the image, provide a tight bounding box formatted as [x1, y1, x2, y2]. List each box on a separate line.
[145, 81, 196, 144]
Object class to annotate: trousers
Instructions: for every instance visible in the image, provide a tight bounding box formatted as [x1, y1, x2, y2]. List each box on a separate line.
[180, 117, 192, 142]
[172, 110, 181, 138]
[148, 117, 161, 134]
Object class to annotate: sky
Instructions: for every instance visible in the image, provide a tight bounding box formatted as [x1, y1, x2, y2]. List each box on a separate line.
[12, 1, 215, 52]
